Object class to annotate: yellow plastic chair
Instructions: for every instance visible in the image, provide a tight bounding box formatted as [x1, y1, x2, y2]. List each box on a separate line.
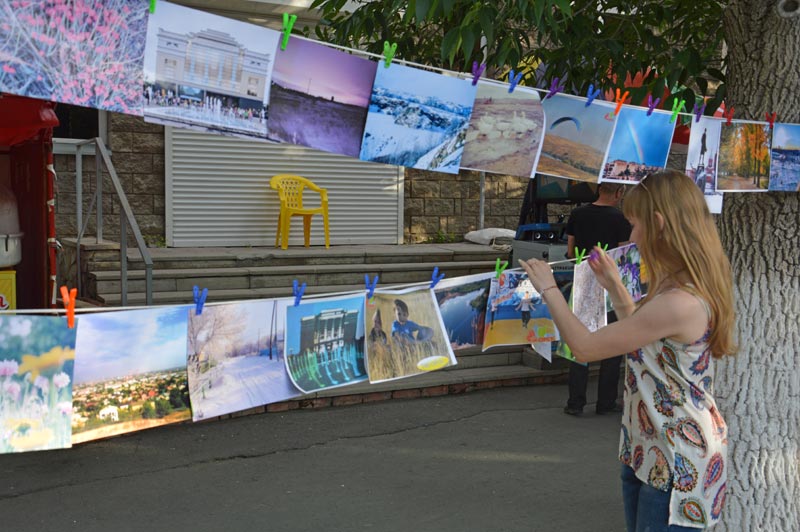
[270, 174, 330, 250]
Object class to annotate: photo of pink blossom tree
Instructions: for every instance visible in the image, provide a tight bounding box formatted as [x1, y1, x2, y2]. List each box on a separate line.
[0, 0, 148, 115]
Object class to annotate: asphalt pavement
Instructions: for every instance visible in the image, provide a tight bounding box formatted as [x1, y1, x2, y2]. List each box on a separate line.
[0, 381, 625, 532]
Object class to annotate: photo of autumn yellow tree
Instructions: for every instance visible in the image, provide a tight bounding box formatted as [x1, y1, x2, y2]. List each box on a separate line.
[717, 121, 772, 191]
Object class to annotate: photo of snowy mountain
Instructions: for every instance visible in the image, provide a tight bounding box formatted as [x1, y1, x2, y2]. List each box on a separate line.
[359, 64, 477, 173]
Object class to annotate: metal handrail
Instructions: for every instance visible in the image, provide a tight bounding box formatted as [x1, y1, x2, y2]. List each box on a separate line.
[73, 137, 153, 306]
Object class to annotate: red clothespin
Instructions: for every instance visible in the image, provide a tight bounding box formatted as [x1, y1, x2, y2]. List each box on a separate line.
[765, 112, 777, 128]
[723, 106, 735, 125]
[613, 88, 630, 116]
[59, 285, 76, 329]
[646, 94, 661, 116]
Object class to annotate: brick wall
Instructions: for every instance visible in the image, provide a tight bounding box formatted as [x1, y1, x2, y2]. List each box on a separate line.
[54, 114, 166, 246]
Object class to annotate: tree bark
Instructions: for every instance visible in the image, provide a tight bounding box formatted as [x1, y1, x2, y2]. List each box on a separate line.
[718, 1, 800, 530]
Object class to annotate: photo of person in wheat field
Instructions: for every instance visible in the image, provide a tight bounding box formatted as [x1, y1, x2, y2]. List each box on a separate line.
[365, 287, 455, 383]
[717, 120, 772, 191]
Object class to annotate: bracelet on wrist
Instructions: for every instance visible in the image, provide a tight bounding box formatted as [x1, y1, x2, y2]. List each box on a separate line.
[540, 285, 559, 296]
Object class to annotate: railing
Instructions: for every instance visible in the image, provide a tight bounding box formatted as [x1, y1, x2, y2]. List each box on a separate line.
[73, 138, 153, 306]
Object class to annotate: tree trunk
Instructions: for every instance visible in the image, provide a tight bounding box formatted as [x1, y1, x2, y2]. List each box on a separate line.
[718, 1, 800, 530]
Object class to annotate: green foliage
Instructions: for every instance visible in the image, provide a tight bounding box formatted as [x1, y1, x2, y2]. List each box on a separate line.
[155, 398, 173, 418]
[308, 0, 726, 111]
[425, 230, 458, 243]
[141, 401, 156, 419]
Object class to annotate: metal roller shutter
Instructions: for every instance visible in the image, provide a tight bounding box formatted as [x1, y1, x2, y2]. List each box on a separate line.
[166, 127, 404, 247]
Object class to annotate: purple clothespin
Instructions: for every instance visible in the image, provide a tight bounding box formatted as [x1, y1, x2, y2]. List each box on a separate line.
[545, 77, 565, 99]
[471, 61, 486, 86]
[292, 279, 306, 306]
[429, 267, 445, 289]
[193, 285, 208, 315]
[585, 84, 601, 107]
[693, 102, 707, 122]
[646, 94, 661, 116]
[508, 69, 523, 93]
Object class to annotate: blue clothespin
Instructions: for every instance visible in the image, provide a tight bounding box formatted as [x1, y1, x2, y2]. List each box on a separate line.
[471, 61, 486, 86]
[193, 285, 208, 315]
[646, 94, 661, 116]
[281, 13, 297, 51]
[574, 248, 587, 265]
[507, 68, 523, 93]
[149, 0, 156, 13]
[693, 102, 707, 122]
[670, 98, 686, 124]
[585, 83, 601, 107]
[545, 77, 565, 99]
[495, 258, 508, 279]
[365, 274, 379, 301]
[383, 41, 397, 68]
[429, 267, 445, 289]
[292, 279, 306, 306]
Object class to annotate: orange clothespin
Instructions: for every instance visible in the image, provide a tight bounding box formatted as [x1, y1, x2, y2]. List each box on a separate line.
[60, 285, 76, 329]
[613, 88, 630, 116]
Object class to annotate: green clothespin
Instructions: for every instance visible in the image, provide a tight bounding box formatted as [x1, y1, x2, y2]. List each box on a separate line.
[495, 258, 508, 279]
[383, 41, 398, 68]
[149, 0, 156, 13]
[670, 98, 686, 124]
[597, 241, 609, 251]
[574, 247, 587, 265]
[281, 13, 297, 51]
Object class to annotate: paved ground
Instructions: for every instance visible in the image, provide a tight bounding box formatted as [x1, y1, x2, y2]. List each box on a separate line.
[0, 381, 625, 532]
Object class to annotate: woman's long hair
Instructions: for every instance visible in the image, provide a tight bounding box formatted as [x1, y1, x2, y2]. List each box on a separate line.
[623, 170, 737, 358]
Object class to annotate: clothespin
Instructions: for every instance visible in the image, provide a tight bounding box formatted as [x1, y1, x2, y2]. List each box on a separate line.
[383, 41, 397, 68]
[585, 84, 601, 107]
[149, 0, 156, 14]
[429, 267, 445, 289]
[765, 112, 777, 128]
[193, 285, 208, 315]
[597, 241, 609, 252]
[588, 242, 609, 262]
[612, 89, 629, 116]
[507, 68, 523, 93]
[669, 98, 686, 124]
[292, 279, 306, 306]
[693, 102, 707, 122]
[545, 77, 565, 99]
[59, 286, 76, 329]
[471, 61, 486, 86]
[723, 105, 734, 125]
[646, 94, 661, 116]
[280, 13, 297, 51]
[364, 274, 378, 301]
[494, 258, 508, 279]
[574, 248, 587, 265]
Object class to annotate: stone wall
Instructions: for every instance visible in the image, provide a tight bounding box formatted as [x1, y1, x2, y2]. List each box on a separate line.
[54, 114, 167, 246]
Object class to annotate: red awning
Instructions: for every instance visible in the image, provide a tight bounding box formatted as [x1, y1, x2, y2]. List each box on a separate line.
[0, 94, 59, 146]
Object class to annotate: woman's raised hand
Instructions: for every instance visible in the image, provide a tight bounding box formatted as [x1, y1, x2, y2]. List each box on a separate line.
[517, 258, 557, 293]
[587, 246, 623, 291]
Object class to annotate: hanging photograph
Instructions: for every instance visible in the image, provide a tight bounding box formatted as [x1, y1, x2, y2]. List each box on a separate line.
[359, 63, 477, 173]
[600, 107, 675, 184]
[283, 294, 367, 394]
[685, 117, 724, 213]
[538, 93, 618, 182]
[768, 123, 800, 192]
[365, 287, 455, 383]
[459, 83, 545, 177]
[572, 260, 607, 332]
[187, 300, 299, 420]
[482, 271, 557, 351]
[142, 1, 280, 139]
[717, 120, 772, 191]
[267, 37, 377, 158]
[604, 244, 647, 312]
[72, 307, 190, 444]
[433, 272, 493, 350]
[0, 315, 77, 454]
[0, 0, 148, 114]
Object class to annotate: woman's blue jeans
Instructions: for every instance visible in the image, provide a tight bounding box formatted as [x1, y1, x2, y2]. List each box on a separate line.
[621, 464, 699, 532]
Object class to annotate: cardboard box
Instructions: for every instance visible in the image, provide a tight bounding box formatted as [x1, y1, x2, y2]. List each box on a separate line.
[0, 270, 16, 310]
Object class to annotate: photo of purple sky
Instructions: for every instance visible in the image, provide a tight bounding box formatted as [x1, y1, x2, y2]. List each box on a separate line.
[272, 37, 377, 108]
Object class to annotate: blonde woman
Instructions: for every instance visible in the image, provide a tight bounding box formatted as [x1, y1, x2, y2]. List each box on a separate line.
[519, 170, 736, 531]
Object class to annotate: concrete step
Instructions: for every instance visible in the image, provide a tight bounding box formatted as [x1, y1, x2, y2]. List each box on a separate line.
[90, 260, 498, 298]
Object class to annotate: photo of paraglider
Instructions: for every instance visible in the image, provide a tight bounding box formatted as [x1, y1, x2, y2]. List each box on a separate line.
[538, 93, 618, 182]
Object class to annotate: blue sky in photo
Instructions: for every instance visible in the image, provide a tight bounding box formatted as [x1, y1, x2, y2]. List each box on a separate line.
[373, 63, 477, 108]
[542, 94, 617, 152]
[285, 295, 365, 354]
[606, 107, 675, 165]
[686, 116, 722, 170]
[772, 123, 800, 150]
[74, 306, 190, 384]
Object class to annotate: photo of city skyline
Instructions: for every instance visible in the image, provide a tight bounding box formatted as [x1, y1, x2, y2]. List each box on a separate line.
[600, 107, 675, 183]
